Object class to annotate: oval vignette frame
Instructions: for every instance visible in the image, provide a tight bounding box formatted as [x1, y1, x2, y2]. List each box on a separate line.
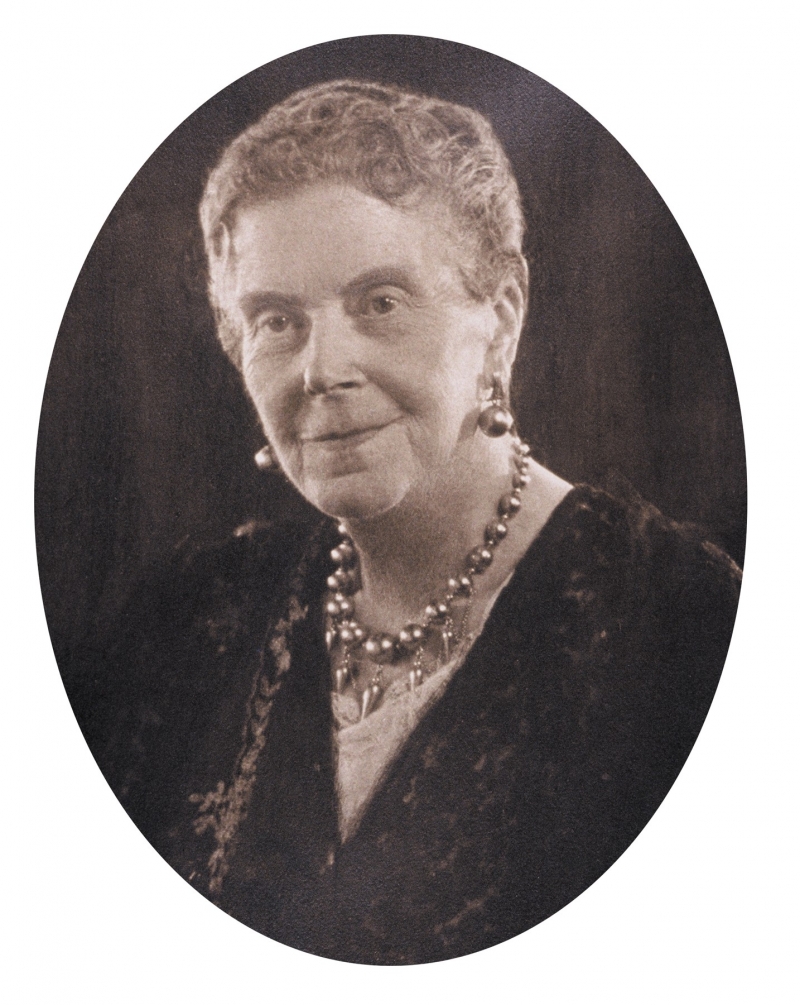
[36, 34, 745, 965]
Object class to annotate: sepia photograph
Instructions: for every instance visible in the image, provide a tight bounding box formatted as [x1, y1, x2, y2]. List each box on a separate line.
[9, 6, 797, 999]
[34, 35, 747, 965]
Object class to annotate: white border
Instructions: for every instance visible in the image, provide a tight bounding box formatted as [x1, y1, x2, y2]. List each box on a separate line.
[4, 3, 797, 1002]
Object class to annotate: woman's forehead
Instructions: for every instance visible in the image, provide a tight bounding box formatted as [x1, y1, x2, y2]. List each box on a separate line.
[227, 183, 473, 301]
[231, 182, 455, 247]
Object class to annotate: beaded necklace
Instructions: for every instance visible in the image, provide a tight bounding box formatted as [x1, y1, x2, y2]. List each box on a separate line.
[325, 438, 532, 719]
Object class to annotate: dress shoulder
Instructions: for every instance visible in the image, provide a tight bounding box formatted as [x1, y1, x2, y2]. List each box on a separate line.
[520, 483, 742, 761]
[514, 482, 742, 706]
[532, 481, 742, 611]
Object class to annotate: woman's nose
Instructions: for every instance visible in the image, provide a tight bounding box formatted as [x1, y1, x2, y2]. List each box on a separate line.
[302, 310, 365, 396]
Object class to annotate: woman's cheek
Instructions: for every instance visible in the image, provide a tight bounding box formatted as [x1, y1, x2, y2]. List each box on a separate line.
[244, 353, 295, 426]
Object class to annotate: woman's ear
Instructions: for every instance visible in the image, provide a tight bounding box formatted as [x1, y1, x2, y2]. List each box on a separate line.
[485, 258, 528, 383]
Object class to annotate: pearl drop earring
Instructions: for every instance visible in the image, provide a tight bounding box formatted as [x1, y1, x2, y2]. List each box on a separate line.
[478, 374, 515, 437]
[254, 443, 275, 470]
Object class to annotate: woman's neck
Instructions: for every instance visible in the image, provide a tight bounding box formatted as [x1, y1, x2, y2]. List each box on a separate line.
[339, 436, 572, 635]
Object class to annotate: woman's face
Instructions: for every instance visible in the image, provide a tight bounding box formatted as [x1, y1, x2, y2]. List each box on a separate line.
[221, 184, 518, 520]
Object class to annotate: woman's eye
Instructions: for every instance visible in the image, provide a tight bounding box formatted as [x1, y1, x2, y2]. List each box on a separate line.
[265, 314, 291, 333]
[256, 314, 293, 335]
[368, 295, 398, 316]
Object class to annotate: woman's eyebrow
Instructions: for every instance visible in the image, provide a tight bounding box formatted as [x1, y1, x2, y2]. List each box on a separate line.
[237, 290, 304, 319]
[343, 267, 420, 298]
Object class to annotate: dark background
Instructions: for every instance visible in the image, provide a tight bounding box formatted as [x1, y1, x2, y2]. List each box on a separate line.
[36, 35, 746, 662]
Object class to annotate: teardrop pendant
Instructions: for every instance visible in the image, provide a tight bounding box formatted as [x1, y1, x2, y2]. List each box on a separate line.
[360, 682, 381, 721]
[442, 626, 451, 662]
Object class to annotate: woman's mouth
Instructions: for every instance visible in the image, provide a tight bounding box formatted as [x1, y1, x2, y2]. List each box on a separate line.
[304, 421, 397, 448]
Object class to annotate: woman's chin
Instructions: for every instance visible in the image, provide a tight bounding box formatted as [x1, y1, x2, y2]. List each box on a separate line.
[302, 471, 411, 522]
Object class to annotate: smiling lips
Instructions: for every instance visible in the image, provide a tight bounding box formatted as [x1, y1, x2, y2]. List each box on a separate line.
[304, 420, 396, 446]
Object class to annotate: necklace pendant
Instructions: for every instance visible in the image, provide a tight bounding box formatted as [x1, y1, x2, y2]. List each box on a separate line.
[335, 665, 348, 693]
[360, 682, 381, 720]
[408, 666, 424, 692]
[441, 627, 452, 662]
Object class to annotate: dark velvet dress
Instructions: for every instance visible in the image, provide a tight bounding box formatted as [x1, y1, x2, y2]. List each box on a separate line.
[67, 485, 741, 964]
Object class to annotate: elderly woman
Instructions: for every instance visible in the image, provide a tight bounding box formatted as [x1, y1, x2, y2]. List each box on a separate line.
[79, 80, 741, 964]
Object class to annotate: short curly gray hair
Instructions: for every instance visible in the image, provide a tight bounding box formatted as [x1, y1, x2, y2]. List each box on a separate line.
[200, 79, 527, 368]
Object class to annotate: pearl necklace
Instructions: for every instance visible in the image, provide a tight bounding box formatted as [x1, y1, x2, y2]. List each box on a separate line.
[325, 438, 532, 719]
